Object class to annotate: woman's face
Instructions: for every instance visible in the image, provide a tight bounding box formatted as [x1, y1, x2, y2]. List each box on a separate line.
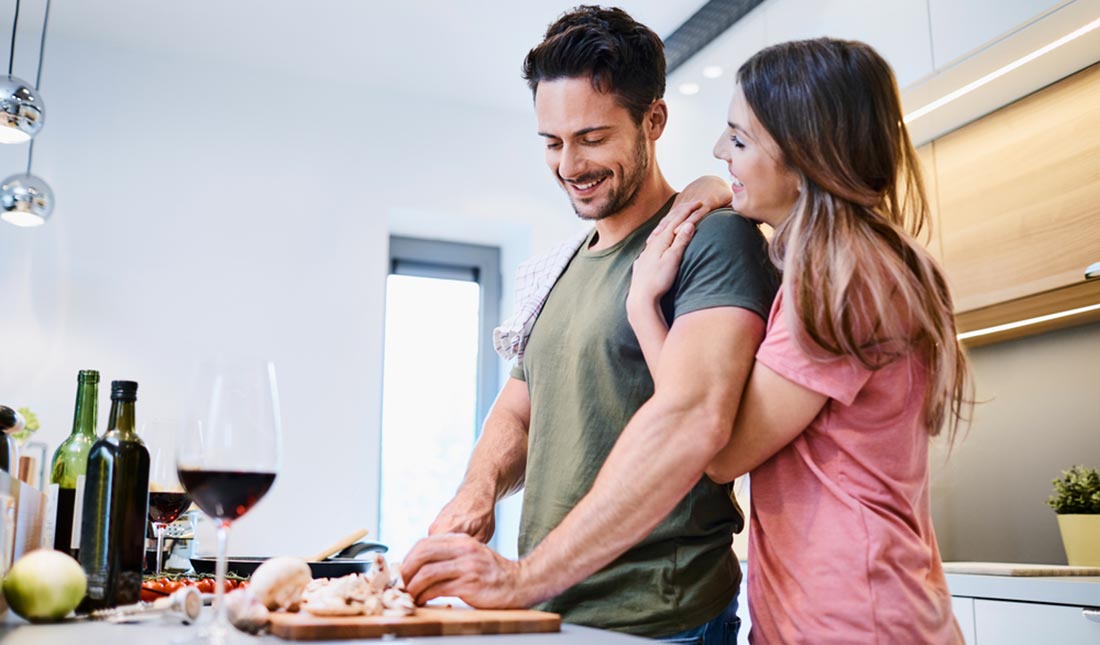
[712, 85, 801, 227]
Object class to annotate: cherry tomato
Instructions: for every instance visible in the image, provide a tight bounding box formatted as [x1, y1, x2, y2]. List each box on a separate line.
[141, 577, 173, 602]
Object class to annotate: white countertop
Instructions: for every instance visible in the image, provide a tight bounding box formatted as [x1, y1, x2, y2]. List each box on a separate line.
[946, 572, 1100, 607]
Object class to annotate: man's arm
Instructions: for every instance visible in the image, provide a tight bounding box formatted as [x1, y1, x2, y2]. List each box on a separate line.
[402, 306, 762, 606]
[428, 377, 531, 543]
[519, 307, 761, 600]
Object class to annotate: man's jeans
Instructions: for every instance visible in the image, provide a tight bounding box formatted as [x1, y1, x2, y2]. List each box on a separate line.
[657, 597, 741, 644]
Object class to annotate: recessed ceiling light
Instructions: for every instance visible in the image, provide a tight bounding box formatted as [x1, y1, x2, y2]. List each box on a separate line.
[678, 82, 700, 96]
[702, 66, 723, 79]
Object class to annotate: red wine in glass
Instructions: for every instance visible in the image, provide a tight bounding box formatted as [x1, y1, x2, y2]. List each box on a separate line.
[177, 470, 276, 522]
[179, 358, 282, 642]
[148, 491, 192, 525]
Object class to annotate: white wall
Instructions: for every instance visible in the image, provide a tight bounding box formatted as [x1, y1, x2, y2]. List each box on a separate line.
[930, 322, 1100, 563]
[0, 35, 580, 557]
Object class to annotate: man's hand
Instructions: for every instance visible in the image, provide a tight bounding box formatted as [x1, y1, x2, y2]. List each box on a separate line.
[401, 534, 541, 608]
[428, 491, 496, 543]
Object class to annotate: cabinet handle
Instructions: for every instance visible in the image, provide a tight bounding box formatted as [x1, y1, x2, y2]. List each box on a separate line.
[1086, 262, 1100, 279]
[1085, 608, 1100, 623]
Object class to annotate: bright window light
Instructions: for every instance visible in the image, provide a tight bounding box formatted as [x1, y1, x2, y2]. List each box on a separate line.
[380, 274, 481, 559]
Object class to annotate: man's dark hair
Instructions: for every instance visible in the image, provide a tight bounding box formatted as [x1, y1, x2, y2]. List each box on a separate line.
[522, 5, 666, 124]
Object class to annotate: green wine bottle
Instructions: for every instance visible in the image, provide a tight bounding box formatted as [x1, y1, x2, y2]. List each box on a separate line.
[49, 370, 100, 557]
[77, 380, 150, 611]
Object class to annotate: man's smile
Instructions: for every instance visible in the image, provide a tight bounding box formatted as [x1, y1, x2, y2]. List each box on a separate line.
[566, 174, 610, 199]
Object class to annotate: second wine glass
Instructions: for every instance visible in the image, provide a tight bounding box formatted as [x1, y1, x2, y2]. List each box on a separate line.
[177, 358, 282, 638]
[145, 419, 191, 575]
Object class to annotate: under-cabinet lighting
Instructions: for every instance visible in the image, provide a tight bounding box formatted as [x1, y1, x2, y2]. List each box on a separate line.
[905, 16, 1100, 124]
[957, 303, 1100, 341]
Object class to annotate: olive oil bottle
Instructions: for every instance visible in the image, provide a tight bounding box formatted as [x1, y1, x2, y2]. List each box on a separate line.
[78, 380, 150, 611]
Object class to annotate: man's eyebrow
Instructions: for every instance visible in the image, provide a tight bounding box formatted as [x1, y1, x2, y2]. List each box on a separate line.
[538, 125, 613, 138]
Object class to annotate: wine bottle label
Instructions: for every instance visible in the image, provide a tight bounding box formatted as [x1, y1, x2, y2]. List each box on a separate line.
[85, 572, 106, 600]
[0, 494, 14, 573]
[42, 483, 59, 550]
[71, 475, 85, 550]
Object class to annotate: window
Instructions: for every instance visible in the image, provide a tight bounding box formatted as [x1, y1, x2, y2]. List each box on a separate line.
[379, 237, 501, 558]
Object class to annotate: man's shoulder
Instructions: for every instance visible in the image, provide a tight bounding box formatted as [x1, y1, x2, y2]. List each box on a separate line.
[688, 208, 765, 252]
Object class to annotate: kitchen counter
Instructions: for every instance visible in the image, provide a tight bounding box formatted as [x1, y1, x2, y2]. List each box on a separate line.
[0, 611, 650, 644]
[946, 573, 1100, 606]
[945, 572, 1100, 643]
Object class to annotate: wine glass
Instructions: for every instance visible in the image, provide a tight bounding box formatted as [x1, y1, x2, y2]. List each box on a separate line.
[178, 358, 282, 638]
[145, 419, 191, 576]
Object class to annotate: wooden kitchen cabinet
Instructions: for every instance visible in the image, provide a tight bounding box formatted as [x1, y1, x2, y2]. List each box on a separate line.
[915, 144, 944, 263]
[931, 63, 1100, 343]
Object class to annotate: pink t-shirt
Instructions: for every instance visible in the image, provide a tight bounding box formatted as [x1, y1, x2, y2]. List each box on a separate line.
[747, 291, 961, 644]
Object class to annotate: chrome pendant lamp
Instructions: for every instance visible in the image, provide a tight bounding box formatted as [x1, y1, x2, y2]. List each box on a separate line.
[0, 0, 44, 144]
[0, 0, 52, 227]
[0, 149, 53, 227]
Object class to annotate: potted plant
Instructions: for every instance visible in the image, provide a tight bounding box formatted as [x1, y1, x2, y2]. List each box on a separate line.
[1046, 465, 1100, 566]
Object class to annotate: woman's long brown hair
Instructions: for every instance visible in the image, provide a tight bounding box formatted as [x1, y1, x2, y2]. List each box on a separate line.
[739, 38, 973, 442]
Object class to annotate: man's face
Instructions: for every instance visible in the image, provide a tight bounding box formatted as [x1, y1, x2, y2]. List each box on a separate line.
[534, 77, 651, 221]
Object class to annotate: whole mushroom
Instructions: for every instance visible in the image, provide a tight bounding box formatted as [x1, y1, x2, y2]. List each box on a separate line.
[248, 557, 312, 611]
[224, 588, 271, 634]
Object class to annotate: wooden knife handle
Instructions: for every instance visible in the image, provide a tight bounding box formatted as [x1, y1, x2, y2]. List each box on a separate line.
[307, 528, 369, 562]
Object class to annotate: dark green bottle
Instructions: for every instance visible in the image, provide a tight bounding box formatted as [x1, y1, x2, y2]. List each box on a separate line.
[50, 370, 100, 557]
[78, 380, 150, 611]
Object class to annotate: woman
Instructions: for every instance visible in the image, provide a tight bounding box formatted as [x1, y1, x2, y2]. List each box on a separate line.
[628, 38, 973, 643]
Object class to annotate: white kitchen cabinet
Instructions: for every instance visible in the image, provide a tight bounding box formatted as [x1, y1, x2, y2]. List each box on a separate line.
[972, 598, 1100, 644]
[952, 596, 977, 644]
[927, 0, 1066, 68]
[947, 573, 1100, 644]
[760, 0, 935, 87]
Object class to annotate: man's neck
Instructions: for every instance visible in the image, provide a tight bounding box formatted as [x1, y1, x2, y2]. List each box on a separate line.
[589, 171, 675, 251]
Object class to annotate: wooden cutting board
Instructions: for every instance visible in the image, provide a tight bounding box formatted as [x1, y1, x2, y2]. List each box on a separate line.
[268, 606, 561, 640]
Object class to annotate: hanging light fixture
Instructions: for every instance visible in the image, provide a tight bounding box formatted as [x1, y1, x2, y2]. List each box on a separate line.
[1, 0, 52, 227]
[0, 0, 44, 143]
[0, 160, 53, 227]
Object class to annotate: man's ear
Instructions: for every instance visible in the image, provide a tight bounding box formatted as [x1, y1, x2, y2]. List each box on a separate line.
[645, 99, 668, 140]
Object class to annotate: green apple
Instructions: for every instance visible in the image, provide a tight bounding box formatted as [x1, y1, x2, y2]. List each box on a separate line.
[3, 549, 87, 622]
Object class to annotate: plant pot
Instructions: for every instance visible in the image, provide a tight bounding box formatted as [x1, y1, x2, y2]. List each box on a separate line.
[1056, 514, 1100, 566]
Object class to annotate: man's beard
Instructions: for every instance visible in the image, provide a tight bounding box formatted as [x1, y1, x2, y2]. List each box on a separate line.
[568, 133, 650, 221]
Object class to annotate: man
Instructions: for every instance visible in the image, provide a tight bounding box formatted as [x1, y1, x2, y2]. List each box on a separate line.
[401, 6, 779, 640]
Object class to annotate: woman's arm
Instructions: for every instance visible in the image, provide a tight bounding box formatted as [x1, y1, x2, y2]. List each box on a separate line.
[628, 176, 734, 374]
[627, 206, 697, 374]
[704, 363, 828, 482]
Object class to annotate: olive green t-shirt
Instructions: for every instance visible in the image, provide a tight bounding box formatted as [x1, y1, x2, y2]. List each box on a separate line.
[512, 198, 780, 637]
